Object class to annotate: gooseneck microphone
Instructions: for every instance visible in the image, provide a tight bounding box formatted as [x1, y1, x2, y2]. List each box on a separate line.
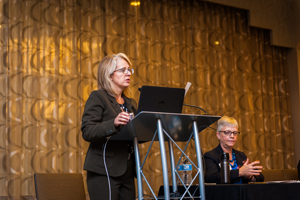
[183, 103, 208, 114]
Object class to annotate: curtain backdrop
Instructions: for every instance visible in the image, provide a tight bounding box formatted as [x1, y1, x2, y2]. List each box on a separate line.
[0, 0, 294, 199]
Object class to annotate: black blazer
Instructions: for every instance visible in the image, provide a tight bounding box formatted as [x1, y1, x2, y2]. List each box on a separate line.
[204, 144, 264, 184]
[81, 89, 137, 177]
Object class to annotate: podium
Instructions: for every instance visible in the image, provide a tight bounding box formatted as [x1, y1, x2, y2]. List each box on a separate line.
[111, 111, 220, 200]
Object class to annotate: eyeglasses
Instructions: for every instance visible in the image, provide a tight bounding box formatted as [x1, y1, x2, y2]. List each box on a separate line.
[113, 67, 134, 74]
[219, 130, 240, 136]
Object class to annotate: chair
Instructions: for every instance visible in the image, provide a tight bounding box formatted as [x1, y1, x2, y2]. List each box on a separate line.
[283, 169, 299, 180]
[298, 159, 300, 180]
[34, 173, 86, 200]
[261, 169, 285, 181]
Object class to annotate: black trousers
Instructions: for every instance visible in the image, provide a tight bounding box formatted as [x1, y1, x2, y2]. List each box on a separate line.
[87, 158, 136, 200]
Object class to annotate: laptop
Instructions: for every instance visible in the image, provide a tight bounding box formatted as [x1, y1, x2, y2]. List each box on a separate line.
[137, 85, 185, 114]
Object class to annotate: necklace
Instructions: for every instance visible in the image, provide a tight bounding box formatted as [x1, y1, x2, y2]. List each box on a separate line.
[119, 103, 128, 112]
[229, 151, 236, 163]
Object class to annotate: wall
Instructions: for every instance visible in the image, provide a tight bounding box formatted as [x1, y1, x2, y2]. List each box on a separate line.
[204, 0, 300, 165]
[204, 0, 294, 48]
[290, 0, 300, 165]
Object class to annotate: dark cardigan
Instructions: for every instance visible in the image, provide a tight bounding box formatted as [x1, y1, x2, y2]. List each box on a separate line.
[204, 144, 264, 184]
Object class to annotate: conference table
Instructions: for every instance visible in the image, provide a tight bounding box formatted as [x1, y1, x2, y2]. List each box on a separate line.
[158, 182, 300, 200]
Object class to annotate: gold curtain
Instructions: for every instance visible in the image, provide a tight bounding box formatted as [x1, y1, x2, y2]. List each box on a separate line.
[0, 0, 294, 199]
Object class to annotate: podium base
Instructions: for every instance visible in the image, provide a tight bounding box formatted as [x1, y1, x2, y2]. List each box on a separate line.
[158, 185, 200, 200]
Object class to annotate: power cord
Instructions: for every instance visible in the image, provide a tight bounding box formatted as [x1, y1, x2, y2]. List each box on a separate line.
[103, 137, 112, 200]
[103, 137, 128, 200]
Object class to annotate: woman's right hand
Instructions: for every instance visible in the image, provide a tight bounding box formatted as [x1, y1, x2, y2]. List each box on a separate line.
[114, 111, 130, 127]
[239, 158, 263, 179]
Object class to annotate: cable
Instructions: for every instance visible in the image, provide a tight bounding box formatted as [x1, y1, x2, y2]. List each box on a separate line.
[103, 137, 112, 200]
[103, 137, 128, 200]
[204, 126, 216, 131]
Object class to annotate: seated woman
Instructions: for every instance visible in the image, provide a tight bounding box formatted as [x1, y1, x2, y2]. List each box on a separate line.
[204, 116, 264, 184]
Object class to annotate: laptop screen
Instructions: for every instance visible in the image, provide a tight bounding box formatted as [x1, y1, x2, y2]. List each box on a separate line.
[137, 85, 185, 114]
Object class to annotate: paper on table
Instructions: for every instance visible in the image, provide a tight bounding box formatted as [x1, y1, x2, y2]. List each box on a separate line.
[265, 180, 300, 184]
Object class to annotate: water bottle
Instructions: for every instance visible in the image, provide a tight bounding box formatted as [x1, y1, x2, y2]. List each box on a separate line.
[220, 152, 230, 184]
[177, 158, 192, 185]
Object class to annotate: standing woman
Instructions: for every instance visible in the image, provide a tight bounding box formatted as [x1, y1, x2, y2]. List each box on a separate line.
[81, 53, 137, 200]
[204, 116, 264, 184]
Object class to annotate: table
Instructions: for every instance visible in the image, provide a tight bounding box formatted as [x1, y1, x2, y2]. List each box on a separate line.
[158, 183, 300, 200]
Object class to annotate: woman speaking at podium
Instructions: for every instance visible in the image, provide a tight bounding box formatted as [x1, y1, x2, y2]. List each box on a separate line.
[81, 53, 137, 200]
[204, 116, 264, 184]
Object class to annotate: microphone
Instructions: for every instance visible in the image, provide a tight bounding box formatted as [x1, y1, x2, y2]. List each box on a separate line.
[183, 104, 208, 114]
[182, 82, 208, 114]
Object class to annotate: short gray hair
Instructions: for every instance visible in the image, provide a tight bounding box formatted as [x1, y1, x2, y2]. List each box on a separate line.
[216, 116, 238, 132]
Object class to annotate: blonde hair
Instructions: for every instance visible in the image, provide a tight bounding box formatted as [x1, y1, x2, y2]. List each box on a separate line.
[97, 53, 132, 97]
[216, 116, 238, 132]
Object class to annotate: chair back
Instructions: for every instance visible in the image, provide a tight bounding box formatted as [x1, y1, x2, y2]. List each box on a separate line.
[283, 169, 298, 180]
[261, 169, 285, 181]
[34, 173, 86, 200]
